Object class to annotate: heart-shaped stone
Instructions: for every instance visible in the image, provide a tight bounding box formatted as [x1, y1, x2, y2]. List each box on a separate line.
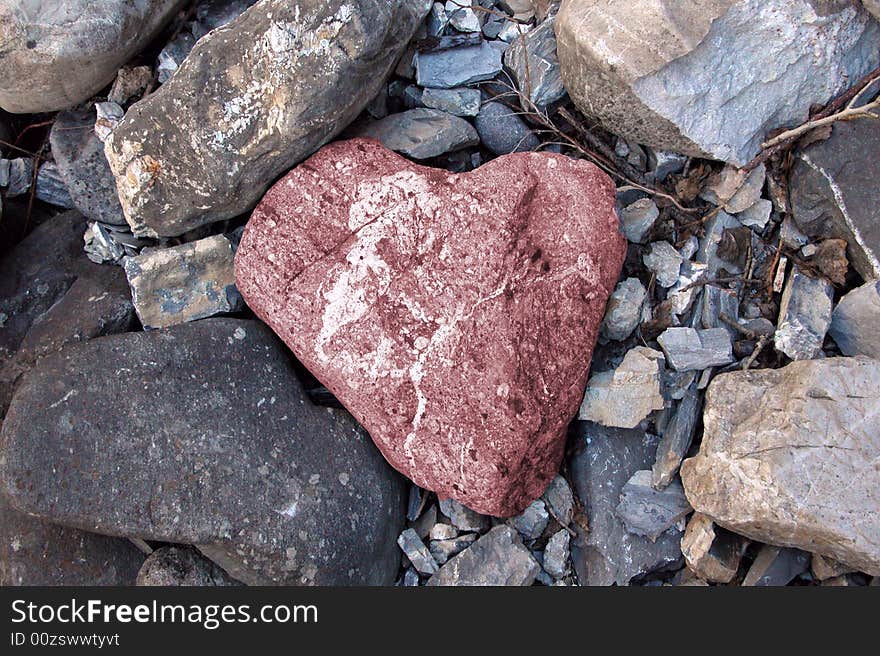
[235, 138, 624, 515]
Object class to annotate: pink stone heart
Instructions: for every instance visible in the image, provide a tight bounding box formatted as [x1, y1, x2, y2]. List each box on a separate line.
[235, 138, 625, 516]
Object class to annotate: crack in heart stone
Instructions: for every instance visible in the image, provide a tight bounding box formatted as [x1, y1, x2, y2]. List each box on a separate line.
[234, 138, 625, 516]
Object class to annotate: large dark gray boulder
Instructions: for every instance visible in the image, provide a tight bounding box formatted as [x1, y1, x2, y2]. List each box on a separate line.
[105, 0, 431, 238]
[0, 319, 406, 585]
[568, 421, 683, 585]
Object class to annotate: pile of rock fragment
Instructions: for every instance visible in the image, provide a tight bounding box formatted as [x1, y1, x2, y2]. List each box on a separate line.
[0, 0, 879, 588]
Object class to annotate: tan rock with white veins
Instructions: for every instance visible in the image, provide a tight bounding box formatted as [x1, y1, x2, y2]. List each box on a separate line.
[681, 358, 880, 576]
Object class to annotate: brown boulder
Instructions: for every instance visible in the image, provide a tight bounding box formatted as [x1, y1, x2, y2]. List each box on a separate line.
[235, 138, 624, 516]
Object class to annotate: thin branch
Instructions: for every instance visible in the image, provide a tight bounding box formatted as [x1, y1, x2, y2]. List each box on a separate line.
[760, 96, 879, 149]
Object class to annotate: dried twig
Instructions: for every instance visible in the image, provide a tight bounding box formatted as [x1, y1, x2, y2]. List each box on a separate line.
[742, 334, 770, 370]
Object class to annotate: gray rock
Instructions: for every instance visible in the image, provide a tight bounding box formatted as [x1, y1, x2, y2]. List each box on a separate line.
[790, 119, 880, 280]
[49, 109, 126, 225]
[94, 102, 125, 143]
[568, 422, 684, 586]
[429, 523, 459, 541]
[0, 0, 186, 113]
[541, 475, 574, 526]
[681, 358, 880, 576]
[482, 16, 505, 39]
[543, 529, 570, 579]
[415, 39, 504, 88]
[657, 327, 734, 371]
[35, 163, 75, 208]
[498, 19, 531, 43]
[427, 525, 540, 586]
[508, 499, 549, 540]
[619, 198, 659, 244]
[137, 546, 240, 586]
[421, 87, 482, 117]
[651, 389, 701, 490]
[439, 498, 490, 533]
[398, 528, 439, 575]
[403, 567, 420, 586]
[648, 149, 687, 182]
[774, 267, 833, 360]
[736, 198, 773, 230]
[644, 241, 683, 288]
[429, 533, 478, 565]
[601, 277, 647, 342]
[0, 319, 406, 585]
[356, 109, 479, 159]
[666, 261, 708, 318]
[446, 0, 481, 32]
[555, 0, 880, 165]
[829, 279, 880, 359]
[428, 2, 450, 36]
[742, 544, 810, 587]
[157, 31, 198, 84]
[701, 285, 740, 339]
[0, 498, 143, 585]
[700, 163, 765, 214]
[0, 158, 34, 197]
[474, 101, 540, 155]
[579, 347, 665, 429]
[696, 210, 743, 277]
[680, 513, 746, 584]
[503, 15, 565, 109]
[105, 0, 430, 238]
[123, 234, 243, 330]
[616, 470, 691, 542]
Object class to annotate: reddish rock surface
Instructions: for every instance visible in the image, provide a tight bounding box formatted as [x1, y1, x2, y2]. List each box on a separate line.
[235, 138, 624, 516]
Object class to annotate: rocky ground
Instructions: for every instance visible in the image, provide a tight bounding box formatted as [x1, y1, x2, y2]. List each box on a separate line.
[0, 0, 879, 587]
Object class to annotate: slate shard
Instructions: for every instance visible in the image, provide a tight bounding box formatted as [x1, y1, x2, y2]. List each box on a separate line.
[235, 138, 625, 516]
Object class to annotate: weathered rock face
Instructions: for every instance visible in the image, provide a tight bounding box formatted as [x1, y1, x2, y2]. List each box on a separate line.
[136, 546, 239, 587]
[828, 279, 880, 359]
[355, 108, 479, 159]
[105, 0, 431, 238]
[235, 138, 624, 517]
[568, 422, 684, 585]
[49, 109, 126, 225]
[0, 499, 143, 586]
[0, 0, 186, 113]
[426, 525, 540, 586]
[578, 347, 665, 428]
[790, 119, 880, 280]
[0, 319, 406, 585]
[681, 358, 880, 576]
[555, 0, 880, 165]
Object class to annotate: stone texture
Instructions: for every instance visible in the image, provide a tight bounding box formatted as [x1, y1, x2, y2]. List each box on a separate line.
[543, 528, 570, 579]
[421, 87, 482, 117]
[680, 512, 745, 584]
[49, 109, 126, 225]
[569, 422, 683, 585]
[866, 0, 880, 20]
[136, 546, 240, 586]
[503, 14, 565, 109]
[235, 138, 625, 516]
[104, 0, 430, 238]
[619, 198, 659, 244]
[508, 499, 550, 540]
[681, 358, 880, 576]
[790, 119, 880, 280]
[123, 234, 243, 330]
[427, 525, 540, 586]
[439, 498, 490, 533]
[616, 470, 691, 542]
[700, 163, 765, 214]
[600, 277, 646, 342]
[651, 389, 700, 490]
[657, 327, 734, 371]
[0, 499, 143, 586]
[0, 319, 406, 585]
[415, 40, 504, 88]
[356, 109, 479, 159]
[774, 267, 833, 360]
[474, 101, 541, 156]
[429, 533, 478, 565]
[398, 528, 439, 575]
[555, 0, 880, 165]
[542, 474, 574, 526]
[35, 162, 76, 209]
[643, 241, 683, 288]
[742, 544, 810, 586]
[0, 0, 186, 113]
[578, 347, 665, 428]
[828, 279, 880, 359]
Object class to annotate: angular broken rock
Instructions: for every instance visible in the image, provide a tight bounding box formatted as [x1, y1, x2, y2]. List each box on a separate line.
[616, 470, 691, 542]
[543, 529, 570, 579]
[508, 499, 550, 541]
[105, 0, 430, 238]
[569, 422, 683, 586]
[427, 525, 540, 586]
[503, 14, 565, 109]
[542, 474, 574, 527]
[49, 109, 127, 225]
[0, 499, 143, 586]
[657, 327, 733, 372]
[828, 279, 880, 359]
[643, 241, 683, 288]
[123, 234, 243, 330]
[415, 39, 504, 89]
[681, 512, 745, 584]
[356, 109, 479, 159]
[681, 358, 880, 576]
[601, 277, 647, 342]
[439, 498, 490, 533]
[234, 138, 625, 516]
[474, 101, 541, 156]
[0, 319, 406, 585]
[398, 528, 439, 576]
[619, 198, 659, 244]
[429, 534, 478, 566]
[651, 389, 701, 490]
[555, 0, 880, 165]
[421, 87, 482, 117]
[0, 0, 186, 113]
[741, 544, 810, 587]
[578, 347, 665, 429]
[774, 267, 833, 361]
[136, 546, 239, 587]
[790, 119, 880, 280]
